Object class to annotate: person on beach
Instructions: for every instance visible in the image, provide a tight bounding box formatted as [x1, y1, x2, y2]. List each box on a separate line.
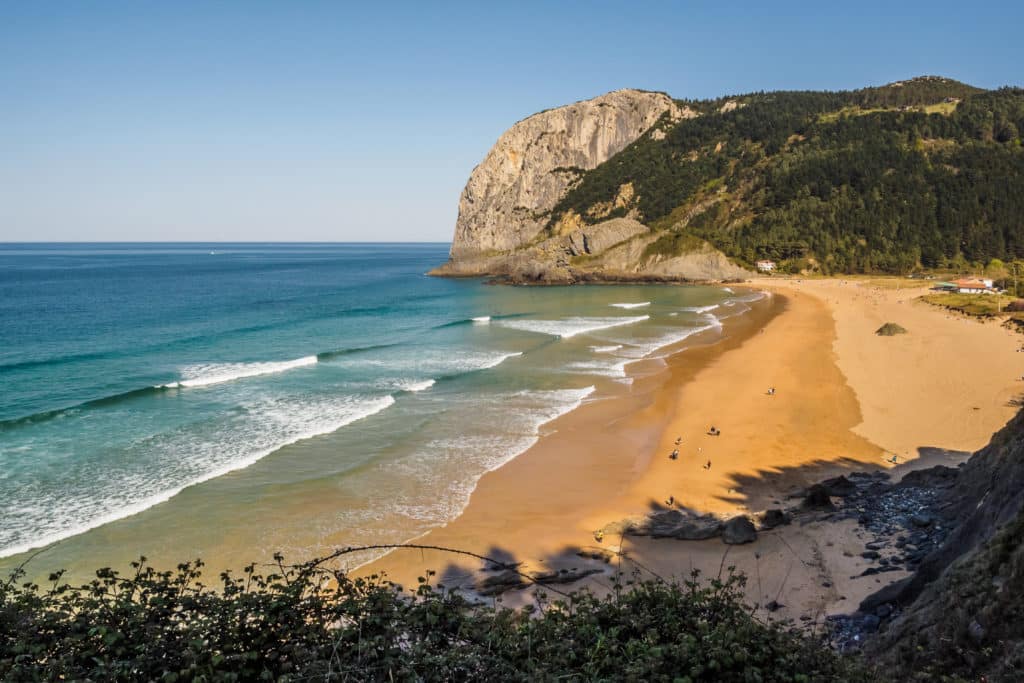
[594, 530, 604, 543]
[675, 436, 682, 445]
[708, 426, 720, 436]
[670, 449, 679, 460]
[705, 460, 712, 470]
[665, 496, 674, 506]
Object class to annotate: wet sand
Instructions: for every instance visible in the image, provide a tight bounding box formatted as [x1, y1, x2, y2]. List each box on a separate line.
[361, 278, 1022, 622]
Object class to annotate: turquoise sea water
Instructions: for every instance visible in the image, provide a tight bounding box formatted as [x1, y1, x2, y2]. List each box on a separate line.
[0, 243, 756, 574]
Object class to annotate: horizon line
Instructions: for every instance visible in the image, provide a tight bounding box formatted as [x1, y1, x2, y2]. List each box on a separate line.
[0, 240, 453, 245]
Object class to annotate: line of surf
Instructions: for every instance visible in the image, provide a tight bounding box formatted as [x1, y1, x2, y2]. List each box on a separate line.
[0, 395, 397, 560]
[159, 356, 318, 389]
[433, 313, 530, 329]
[497, 315, 649, 339]
[0, 345, 404, 431]
[343, 385, 598, 573]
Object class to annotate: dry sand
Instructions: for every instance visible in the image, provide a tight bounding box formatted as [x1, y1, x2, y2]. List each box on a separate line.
[360, 278, 1022, 623]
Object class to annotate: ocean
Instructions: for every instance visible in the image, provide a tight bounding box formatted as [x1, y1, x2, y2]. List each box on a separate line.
[0, 243, 756, 576]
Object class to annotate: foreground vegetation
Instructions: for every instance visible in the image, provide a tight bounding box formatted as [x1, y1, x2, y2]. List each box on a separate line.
[0, 553, 870, 681]
[550, 76, 1024, 274]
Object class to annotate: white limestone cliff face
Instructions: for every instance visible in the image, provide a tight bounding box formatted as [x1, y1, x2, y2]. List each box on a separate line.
[448, 89, 690, 260]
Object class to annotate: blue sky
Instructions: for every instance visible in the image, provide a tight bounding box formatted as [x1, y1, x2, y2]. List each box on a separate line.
[1, 1, 1021, 242]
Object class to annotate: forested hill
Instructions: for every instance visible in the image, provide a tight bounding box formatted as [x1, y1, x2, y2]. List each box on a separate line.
[548, 76, 1024, 274]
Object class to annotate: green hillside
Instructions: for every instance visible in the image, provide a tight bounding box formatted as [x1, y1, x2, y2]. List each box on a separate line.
[549, 77, 1024, 274]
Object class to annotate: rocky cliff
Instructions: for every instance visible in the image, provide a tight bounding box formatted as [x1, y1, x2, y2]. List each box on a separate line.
[430, 89, 747, 283]
[449, 89, 688, 259]
[434, 78, 1024, 280]
[856, 408, 1024, 679]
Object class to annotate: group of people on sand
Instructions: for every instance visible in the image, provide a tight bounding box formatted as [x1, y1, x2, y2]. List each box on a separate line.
[656, 383, 780, 516]
[666, 432, 715, 469]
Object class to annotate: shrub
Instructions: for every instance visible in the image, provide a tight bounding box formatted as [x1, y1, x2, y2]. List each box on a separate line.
[0, 554, 871, 681]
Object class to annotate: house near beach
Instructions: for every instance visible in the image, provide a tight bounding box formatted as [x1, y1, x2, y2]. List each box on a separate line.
[948, 277, 996, 294]
[756, 260, 776, 273]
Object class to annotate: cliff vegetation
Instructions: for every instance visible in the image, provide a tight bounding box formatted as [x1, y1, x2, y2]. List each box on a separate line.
[549, 77, 1024, 274]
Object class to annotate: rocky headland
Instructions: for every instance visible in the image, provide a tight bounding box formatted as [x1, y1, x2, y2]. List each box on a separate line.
[430, 88, 750, 283]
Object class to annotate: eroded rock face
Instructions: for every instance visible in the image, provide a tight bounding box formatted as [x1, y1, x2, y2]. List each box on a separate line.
[449, 89, 690, 260]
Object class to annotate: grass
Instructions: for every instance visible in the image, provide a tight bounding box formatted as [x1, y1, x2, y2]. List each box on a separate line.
[817, 106, 890, 123]
[817, 100, 958, 124]
[641, 230, 707, 261]
[923, 101, 959, 115]
[920, 292, 1024, 333]
[921, 292, 1014, 317]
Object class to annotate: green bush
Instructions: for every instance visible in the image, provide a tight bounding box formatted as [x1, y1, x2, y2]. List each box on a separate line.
[0, 555, 871, 681]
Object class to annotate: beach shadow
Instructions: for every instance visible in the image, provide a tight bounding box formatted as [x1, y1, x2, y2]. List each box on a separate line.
[712, 456, 881, 510]
[889, 447, 971, 480]
[713, 446, 974, 512]
[644, 498, 707, 515]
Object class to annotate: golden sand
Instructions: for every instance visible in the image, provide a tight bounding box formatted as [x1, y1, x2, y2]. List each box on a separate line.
[361, 279, 1022, 621]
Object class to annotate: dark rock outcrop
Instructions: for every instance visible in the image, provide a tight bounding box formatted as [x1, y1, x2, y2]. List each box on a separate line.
[802, 484, 836, 510]
[760, 508, 791, 529]
[628, 509, 723, 540]
[862, 407, 1024, 679]
[721, 516, 757, 545]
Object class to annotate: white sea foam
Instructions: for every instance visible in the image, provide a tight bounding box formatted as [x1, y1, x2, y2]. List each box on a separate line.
[682, 304, 719, 313]
[702, 312, 724, 329]
[398, 379, 436, 392]
[566, 359, 630, 377]
[498, 315, 648, 339]
[590, 344, 623, 353]
[722, 287, 734, 293]
[640, 323, 719, 356]
[373, 386, 598, 529]
[0, 393, 396, 559]
[472, 316, 491, 323]
[726, 291, 769, 304]
[329, 351, 522, 379]
[475, 351, 522, 369]
[610, 302, 651, 309]
[161, 356, 318, 389]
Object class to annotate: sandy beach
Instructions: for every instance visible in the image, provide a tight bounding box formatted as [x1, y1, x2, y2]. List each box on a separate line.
[361, 277, 1023, 622]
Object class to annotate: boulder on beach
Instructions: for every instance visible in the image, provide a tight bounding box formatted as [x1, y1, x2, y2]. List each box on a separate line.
[875, 322, 908, 336]
[529, 568, 603, 585]
[475, 569, 525, 596]
[628, 509, 723, 540]
[802, 484, 836, 510]
[760, 508, 791, 529]
[722, 516, 758, 544]
[821, 475, 857, 497]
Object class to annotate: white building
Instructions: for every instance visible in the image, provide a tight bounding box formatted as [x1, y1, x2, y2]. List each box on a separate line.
[756, 260, 776, 273]
[952, 277, 996, 294]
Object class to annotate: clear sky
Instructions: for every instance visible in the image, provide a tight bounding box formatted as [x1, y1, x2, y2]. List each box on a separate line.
[2, 1, 1021, 242]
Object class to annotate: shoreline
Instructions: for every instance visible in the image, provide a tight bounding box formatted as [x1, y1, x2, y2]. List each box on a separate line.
[359, 288, 782, 581]
[359, 277, 1023, 623]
